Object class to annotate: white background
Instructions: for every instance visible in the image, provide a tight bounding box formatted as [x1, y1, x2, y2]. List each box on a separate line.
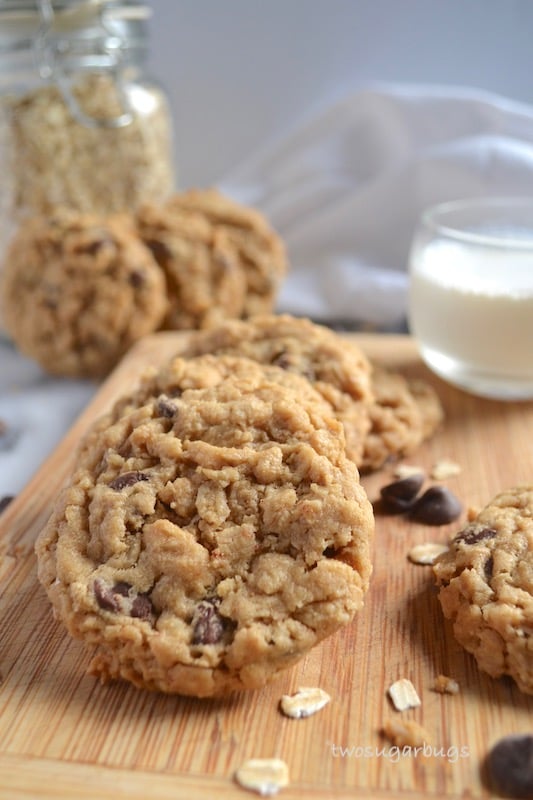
[146, 0, 533, 188]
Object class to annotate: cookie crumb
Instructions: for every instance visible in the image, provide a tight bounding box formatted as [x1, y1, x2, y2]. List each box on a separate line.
[388, 678, 421, 711]
[432, 674, 460, 694]
[279, 687, 331, 719]
[235, 758, 289, 796]
[408, 542, 449, 565]
[467, 505, 481, 521]
[431, 459, 461, 480]
[382, 718, 432, 748]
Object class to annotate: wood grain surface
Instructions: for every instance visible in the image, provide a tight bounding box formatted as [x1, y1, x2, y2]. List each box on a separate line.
[0, 332, 532, 799]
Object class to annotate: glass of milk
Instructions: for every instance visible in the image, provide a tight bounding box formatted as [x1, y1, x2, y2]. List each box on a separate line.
[408, 197, 533, 400]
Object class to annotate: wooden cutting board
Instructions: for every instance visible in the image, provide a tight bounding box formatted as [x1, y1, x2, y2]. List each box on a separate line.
[0, 332, 532, 800]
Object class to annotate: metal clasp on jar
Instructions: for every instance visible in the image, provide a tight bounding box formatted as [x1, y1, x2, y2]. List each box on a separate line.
[33, 0, 151, 129]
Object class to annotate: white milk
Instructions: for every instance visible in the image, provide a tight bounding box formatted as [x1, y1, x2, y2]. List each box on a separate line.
[409, 238, 533, 398]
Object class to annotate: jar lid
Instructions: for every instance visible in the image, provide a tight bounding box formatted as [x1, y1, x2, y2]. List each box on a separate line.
[0, 1, 154, 129]
[0, 1, 151, 48]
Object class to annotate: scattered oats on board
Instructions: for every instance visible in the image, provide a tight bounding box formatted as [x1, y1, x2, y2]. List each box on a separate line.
[408, 542, 449, 565]
[388, 678, 421, 711]
[431, 458, 461, 480]
[432, 674, 460, 695]
[467, 505, 481, 521]
[382, 718, 432, 748]
[280, 687, 331, 719]
[235, 758, 289, 796]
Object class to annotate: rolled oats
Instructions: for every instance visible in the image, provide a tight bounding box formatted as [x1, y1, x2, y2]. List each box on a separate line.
[235, 758, 289, 796]
[393, 464, 425, 480]
[0, 73, 173, 231]
[431, 458, 461, 480]
[408, 542, 449, 565]
[279, 687, 331, 719]
[388, 678, 421, 711]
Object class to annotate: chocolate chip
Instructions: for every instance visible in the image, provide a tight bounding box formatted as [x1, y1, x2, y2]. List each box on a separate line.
[131, 594, 154, 620]
[456, 527, 497, 545]
[129, 270, 145, 288]
[43, 297, 59, 310]
[157, 396, 178, 418]
[111, 581, 132, 597]
[409, 486, 462, 525]
[94, 578, 122, 612]
[0, 495, 14, 514]
[145, 238, 172, 265]
[271, 351, 292, 370]
[485, 734, 533, 798]
[484, 556, 494, 581]
[94, 579, 154, 621]
[108, 471, 149, 491]
[82, 239, 107, 256]
[192, 600, 225, 645]
[380, 473, 425, 513]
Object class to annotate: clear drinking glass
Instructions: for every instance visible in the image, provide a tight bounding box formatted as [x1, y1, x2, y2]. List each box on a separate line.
[408, 197, 533, 400]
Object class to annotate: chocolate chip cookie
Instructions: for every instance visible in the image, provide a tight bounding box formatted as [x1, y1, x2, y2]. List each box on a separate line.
[359, 368, 444, 473]
[36, 357, 374, 697]
[0, 210, 167, 378]
[177, 315, 443, 471]
[433, 486, 533, 694]
[135, 200, 247, 330]
[176, 314, 373, 466]
[167, 188, 288, 318]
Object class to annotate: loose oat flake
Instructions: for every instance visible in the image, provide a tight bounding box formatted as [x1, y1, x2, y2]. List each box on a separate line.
[393, 464, 425, 480]
[280, 686, 331, 719]
[408, 542, 449, 565]
[431, 458, 461, 480]
[388, 678, 421, 711]
[235, 758, 289, 796]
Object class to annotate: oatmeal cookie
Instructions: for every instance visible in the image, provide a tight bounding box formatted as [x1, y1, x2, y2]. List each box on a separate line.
[359, 367, 444, 473]
[135, 200, 247, 330]
[83, 352, 327, 443]
[0, 210, 167, 378]
[162, 188, 288, 318]
[433, 486, 533, 694]
[36, 359, 374, 697]
[177, 314, 373, 465]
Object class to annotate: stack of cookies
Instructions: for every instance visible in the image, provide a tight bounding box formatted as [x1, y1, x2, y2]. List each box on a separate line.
[0, 188, 288, 378]
[36, 314, 444, 697]
[176, 315, 445, 474]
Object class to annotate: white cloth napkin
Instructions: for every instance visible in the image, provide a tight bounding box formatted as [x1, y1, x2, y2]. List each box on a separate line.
[219, 83, 533, 329]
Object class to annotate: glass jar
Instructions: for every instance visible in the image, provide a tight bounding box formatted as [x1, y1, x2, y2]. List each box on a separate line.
[0, 0, 176, 277]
